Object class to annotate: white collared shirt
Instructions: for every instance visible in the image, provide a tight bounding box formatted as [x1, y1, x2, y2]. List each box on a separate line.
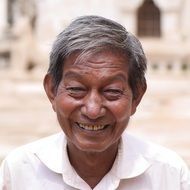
[0, 132, 190, 190]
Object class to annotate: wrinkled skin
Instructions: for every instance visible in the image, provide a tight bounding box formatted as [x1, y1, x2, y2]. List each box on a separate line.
[44, 50, 146, 188]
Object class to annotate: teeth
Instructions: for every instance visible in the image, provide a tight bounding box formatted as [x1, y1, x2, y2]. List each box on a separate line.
[78, 123, 106, 131]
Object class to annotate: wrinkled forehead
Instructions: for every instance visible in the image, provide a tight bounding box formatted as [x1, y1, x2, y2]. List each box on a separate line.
[62, 50, 130, 84]
[65, 48, 128, 67]
[62, 49, 130, 82]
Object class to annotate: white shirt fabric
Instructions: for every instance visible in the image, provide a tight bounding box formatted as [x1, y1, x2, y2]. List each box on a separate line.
[0, 132, 190, 190]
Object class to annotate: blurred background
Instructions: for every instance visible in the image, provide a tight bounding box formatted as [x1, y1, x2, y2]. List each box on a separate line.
[0, 0, 190, 166]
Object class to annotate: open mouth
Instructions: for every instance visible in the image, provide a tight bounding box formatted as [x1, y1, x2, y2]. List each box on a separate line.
[76, 122, 110, 131]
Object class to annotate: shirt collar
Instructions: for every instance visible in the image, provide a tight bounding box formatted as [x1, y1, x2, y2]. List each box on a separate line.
[34, 132, 64, 174]
[34, 131, 151, 180]
[34, 132, 91, 189]
[110, 131, 151, 179]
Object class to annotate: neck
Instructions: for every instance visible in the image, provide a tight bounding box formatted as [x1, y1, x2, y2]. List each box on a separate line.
[67, 141, 119, 189]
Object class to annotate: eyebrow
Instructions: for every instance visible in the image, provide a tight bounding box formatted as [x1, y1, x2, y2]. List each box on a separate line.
[109, 74, 128, 83]
[63, 71, 82, 79]
[63, 70, 128, 83]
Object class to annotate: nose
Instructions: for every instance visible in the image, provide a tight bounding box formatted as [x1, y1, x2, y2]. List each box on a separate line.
[81, 90, 106, 120]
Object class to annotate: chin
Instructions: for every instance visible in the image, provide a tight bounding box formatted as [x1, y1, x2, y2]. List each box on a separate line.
[74, 138, 117, 153]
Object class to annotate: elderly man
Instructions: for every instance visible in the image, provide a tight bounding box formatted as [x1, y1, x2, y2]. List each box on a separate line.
[0, 15, 189, 190]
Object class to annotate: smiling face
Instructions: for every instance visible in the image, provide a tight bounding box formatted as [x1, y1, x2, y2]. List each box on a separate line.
[44, 50, 145, 153]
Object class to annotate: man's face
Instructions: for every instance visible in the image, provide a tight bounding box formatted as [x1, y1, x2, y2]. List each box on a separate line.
[50, 50, 139, 152]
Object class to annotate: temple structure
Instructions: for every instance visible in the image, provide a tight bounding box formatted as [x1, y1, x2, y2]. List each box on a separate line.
[0, 0, 190, 74]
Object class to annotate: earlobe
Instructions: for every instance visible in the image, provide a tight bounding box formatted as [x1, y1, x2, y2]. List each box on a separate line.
[43, 74, 56, 112]
[131, 83, 147, 115]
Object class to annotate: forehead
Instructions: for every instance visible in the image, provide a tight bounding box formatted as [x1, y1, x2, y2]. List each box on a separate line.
[63, 50, 129, 73]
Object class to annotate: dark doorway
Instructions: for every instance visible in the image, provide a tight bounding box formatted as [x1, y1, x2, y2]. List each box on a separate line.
[137, 0, 161, 37]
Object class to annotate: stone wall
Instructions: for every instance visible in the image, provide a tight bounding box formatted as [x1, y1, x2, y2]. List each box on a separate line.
[0, 0, 190, 74]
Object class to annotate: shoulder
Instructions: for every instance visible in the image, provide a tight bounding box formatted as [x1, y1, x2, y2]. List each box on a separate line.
[122, 132, 188, 170]
[120, 133, 190, 188]
[1, 132, 64, 166]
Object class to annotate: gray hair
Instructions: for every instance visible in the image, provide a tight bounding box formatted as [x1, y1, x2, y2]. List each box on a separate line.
[48, 15, 147, 99]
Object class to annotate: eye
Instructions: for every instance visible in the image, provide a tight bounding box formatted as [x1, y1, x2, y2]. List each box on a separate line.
[66, 86, 87, 98]
[103, 88, 123, 101]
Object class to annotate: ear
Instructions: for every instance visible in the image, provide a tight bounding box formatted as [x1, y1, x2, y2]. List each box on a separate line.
[131, 83, 147, 115]
[43, 74, 57, 112]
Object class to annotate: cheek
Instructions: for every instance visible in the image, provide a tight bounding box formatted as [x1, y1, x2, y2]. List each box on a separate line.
[54, 94, 81, 119]
[107, 99, 133, 122]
